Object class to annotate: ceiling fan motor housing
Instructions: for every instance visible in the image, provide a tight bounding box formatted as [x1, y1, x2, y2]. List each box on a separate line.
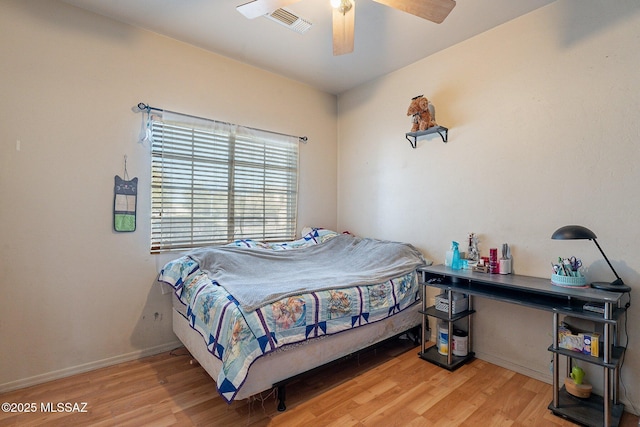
[332, 0, 353, 14]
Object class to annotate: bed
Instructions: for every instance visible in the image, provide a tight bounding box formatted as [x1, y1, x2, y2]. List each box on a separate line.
[159, 228, 427, 409]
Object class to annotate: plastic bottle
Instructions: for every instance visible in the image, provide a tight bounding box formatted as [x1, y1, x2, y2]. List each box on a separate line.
[451, 241, 462, 270]
[437, 320, 448, 355]
[445, 248, 453, 267]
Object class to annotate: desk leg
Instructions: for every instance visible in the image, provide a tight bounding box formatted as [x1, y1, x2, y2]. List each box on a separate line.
[467, 295, 473, 354]
[613, 365, 619, 404]
[603, 304, 612, 427]
[604, 367, 611, 427]
[447, 289, 453, 366]
[552, 312, 559, 407]
[421, 281, 427, 355]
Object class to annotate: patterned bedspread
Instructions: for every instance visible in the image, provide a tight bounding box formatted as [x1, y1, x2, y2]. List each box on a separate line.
[159, 229, 422, 403]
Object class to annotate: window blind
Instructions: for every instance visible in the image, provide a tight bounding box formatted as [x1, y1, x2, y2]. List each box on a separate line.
[150, 112, 298, 253]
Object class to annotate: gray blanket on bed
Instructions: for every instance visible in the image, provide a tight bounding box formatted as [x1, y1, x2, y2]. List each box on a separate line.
[188, 234, 426, 312]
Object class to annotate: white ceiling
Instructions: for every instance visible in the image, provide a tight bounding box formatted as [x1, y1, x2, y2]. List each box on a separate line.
[60, 0, 555, 94]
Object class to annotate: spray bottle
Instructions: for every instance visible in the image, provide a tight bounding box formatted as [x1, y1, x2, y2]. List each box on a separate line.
[451, 241, 462, 270]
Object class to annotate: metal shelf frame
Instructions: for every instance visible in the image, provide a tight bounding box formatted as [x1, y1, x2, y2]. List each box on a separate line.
[406, 126, 449, 148]
[417, 264, 628, 427]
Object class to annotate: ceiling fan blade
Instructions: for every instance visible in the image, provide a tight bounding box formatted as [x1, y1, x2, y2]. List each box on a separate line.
[372, 0, 456, 24]
[333, 2, 355, 56]
[237, 0, 302, 19]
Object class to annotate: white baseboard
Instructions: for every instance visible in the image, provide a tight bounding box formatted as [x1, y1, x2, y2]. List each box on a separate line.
[0, 340, 182, 394]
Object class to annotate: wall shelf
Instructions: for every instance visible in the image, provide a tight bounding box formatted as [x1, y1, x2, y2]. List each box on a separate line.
[405, 126, 448, 148]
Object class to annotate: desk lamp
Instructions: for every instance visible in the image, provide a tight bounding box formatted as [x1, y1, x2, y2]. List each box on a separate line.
[551, 225, 631, 292]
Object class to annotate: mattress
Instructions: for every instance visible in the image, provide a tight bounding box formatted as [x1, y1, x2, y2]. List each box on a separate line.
[159, 228, 425, 402]
[172, 297, 421, 401]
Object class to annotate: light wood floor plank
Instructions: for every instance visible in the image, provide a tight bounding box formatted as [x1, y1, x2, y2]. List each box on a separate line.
[0, 341, 637, 427]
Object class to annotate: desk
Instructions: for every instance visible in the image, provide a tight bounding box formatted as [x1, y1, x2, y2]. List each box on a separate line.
[418, 264, 628, 427]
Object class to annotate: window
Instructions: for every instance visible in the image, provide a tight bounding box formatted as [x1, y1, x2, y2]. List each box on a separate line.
[150, 111, 299, 253]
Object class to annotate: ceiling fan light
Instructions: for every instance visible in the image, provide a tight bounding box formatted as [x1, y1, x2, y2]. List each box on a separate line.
[331, 0, 352, 14]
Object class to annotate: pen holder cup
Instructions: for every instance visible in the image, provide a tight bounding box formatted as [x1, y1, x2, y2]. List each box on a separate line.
[551, 273, 586, 287]
[499, 258, 512, 274]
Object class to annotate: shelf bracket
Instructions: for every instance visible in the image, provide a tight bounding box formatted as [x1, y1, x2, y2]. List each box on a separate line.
[435, 127, 448, 143]
[405, 134, 418, 149]
[405, 126, 449, 149]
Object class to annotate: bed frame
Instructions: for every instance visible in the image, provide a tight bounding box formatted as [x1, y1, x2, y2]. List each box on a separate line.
[172, 298, 421, 410]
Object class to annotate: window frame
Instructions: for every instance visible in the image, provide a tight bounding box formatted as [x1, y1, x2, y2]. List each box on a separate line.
[149, 111, 299, 253]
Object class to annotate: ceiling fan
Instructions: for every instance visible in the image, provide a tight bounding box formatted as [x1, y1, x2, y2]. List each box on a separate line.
[236, 0, 456, 56]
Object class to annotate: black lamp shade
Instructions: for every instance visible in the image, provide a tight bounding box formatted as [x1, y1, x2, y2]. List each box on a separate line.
[551, 225, 597, 240]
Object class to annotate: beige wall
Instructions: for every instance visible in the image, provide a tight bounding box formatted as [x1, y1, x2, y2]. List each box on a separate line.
[337, 0, 639, 412]
[0, 0, 337, 390]
[2, 0, 639, 415]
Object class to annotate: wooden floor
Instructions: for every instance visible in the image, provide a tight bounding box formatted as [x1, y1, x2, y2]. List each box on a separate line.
[1, 340, 637, 427]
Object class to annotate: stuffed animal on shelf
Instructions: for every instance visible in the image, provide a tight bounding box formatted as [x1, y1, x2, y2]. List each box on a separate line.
[407, 95, 437, 132]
